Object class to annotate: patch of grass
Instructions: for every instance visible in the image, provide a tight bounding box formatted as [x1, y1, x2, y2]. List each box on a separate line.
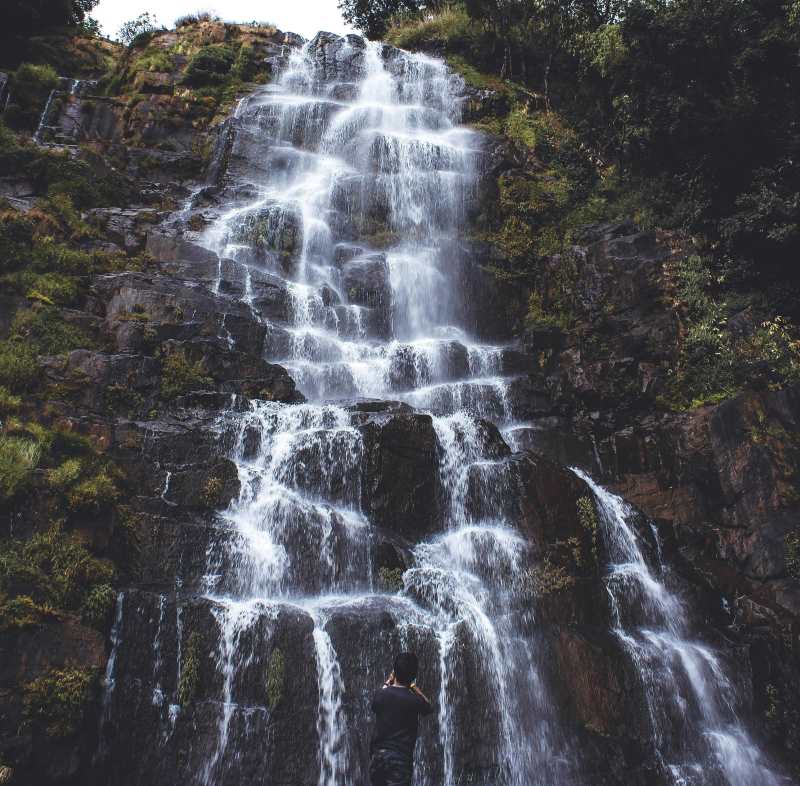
[47, 458, 83, 491]
[133, 48, 176, 74]
[0, 387, 22, 416]
[0, 436, 41, 501]
[386, 6, 476, 51]
[0, 525, 115, 611]
[24, 666, 97, 738]
[183, 45, 236, 87]
[0, 341, 40, 393]
[0, 593, 57, 631]
[67, 471, 120, 513]
[11, 304, 94, 356]
[160, 349, 213, 400]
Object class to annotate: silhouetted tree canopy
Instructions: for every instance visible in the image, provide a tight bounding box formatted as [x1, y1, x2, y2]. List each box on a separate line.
[7, 0, 99, 36]
[338, 0, 429, 40]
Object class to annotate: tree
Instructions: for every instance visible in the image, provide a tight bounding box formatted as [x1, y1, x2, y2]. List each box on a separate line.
[6, 0, 99, 37]
[338, 0, 427, 40]
[118, 12, 159, 45]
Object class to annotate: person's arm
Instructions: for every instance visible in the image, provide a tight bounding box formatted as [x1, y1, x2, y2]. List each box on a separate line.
[382, 670, 395, 689]
[409, 682, 433, 714]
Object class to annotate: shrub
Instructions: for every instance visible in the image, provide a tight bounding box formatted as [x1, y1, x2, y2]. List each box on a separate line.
[119, 13, 160, 46]
[47, 458, 83, 491]
[160, 349, 213, 400]
[175, 11, 220, 27]
[0, 341, 39, 393]
[183, 45, 236, 87]
[232, 45, 259, 82]
[6, 64, 59, 131]
[11, 305, 92, 356]
[28, 151, 131, 209]
[0, 436, 40, 500]
[0, 593, 56, 631]
[25, 273, 81, 306]
[80, 582, 116, 630]
[200, 476, 224, 508]
[0, 526, 115, 611]
[576, 495, 600, 564]
[24, 667, 97, 738]
[0, 209, 35, 274]
[0, 387, 22, 416]
[67, 471, 119, 512]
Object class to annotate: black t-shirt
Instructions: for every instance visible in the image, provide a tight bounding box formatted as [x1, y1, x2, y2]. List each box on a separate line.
[370, 685, 433, 759]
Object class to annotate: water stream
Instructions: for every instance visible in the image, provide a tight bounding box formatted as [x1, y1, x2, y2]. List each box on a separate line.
[574, 469, 781, 786]
[92, 32, 782, 786]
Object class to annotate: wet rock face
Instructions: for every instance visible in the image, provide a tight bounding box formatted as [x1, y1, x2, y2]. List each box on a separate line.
[358, 412, 442, 540]
[307, 31, 368, 84]
[0, 616, 106, 785]
[6, 19, 795, 786]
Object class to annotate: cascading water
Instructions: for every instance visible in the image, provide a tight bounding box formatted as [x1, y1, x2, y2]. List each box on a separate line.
[194, 33, 567, 786]
[91, 31, 782, 786]
[573, 469, 782, 786]
[93, 32, 575, 786]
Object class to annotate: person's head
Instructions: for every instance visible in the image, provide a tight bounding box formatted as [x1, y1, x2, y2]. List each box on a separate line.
[393, 651, 419, 686]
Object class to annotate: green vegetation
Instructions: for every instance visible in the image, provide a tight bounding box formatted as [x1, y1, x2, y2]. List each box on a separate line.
[67, 471, 120, 512]
[385, 5, 475, 50]
[118, 13, 161, 46]
[200, 476, 225, 508]
[576, 495, 600, 565]
[23, 666, 97, 738]
[0, 135, 132, 209]
[80, 582, 116, 629]
[521, 559, 576, 596]
[0, 524, 115, 614]
[0, 436, 41, 501]
[0, 388, 22, 416]
[659, 256, 800, 409]
[378, 566, 405, 591]
[7, 0, 100, 38]
[183, 45, 236, 87]
[178, 631, 202, 704]
[160, 349, 213, 400]
[3, 63, 58, 131]
[265, 647, 285, 709]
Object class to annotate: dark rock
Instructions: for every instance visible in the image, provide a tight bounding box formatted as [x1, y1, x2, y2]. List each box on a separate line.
[359, 412, 442, 540]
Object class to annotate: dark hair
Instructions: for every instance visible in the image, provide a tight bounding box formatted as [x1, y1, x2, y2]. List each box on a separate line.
[393, 652, 418, 685]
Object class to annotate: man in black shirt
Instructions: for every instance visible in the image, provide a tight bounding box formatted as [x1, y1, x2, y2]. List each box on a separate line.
[369, 651, 433, 786]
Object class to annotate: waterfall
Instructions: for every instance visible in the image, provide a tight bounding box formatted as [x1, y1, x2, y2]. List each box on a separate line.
[171, 32, 568, 785]
[572, 469, 781, 786]
[91, 30, 782, 786]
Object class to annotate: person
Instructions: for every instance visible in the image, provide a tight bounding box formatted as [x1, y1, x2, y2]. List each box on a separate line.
[369, 651, 433, 786]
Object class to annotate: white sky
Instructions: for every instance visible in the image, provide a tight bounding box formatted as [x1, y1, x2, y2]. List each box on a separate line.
[93, 0, 357, 41]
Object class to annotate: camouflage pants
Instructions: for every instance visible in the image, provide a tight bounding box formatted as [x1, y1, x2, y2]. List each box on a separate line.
[369, 749, 413, 786]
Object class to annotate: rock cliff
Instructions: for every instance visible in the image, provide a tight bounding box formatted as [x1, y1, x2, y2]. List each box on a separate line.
[0, 19, 797, 786]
